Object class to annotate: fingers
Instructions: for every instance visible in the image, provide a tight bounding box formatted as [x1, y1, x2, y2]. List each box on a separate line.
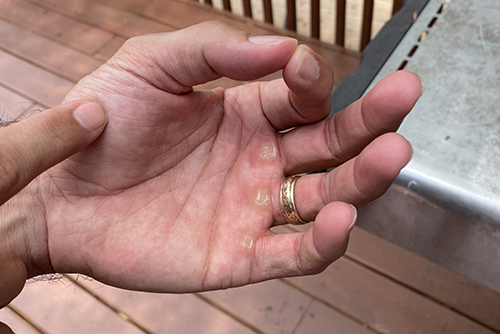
[259, 45, 334, 130]
[0, 101, 107, 205]
[256, 133, 410, 281]
[254, 202, 355, 280]
[111, 21, 298, 94]
[293, 133, 412, 222]
[280, 70, 422, 174]
[0, 246, 26, 309]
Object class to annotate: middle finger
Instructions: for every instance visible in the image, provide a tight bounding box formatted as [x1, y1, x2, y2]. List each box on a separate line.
[279, 70, 422, 175]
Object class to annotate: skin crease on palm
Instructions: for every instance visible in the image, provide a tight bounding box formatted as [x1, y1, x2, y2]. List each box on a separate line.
[3, 21, 422, 294]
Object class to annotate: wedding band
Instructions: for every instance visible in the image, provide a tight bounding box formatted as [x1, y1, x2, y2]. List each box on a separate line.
[280, 175, 309, 225]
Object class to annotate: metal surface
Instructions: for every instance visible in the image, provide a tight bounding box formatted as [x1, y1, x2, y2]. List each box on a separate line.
[357, 0, 500, 291]
[330, 0, 431, 115]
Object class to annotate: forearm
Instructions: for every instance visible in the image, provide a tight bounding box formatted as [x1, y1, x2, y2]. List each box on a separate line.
[0, 178, 52, 278]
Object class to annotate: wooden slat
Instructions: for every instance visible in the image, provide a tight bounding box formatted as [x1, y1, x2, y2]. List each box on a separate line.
[336, 0, 346, 46]
[0, 308, 40, 334]
[0, 19, 103, 82]
[286, 0, 296, 31]
[204, 280, 313, 334]
[347, 227, 500, 332]
[75, 277, 258, 334]
[287, 257, 497, 334]
[0, 0, 113, 55]
[293, 301, 373, 334]
[392, 0, 403, 15]
[223, 0, 232, 12]
[26, 0, 174, 38]
[202, 279, 373, 334]
[263, 0, 273, 24]
[360, 0, 374, 50]
[10, 279, 145, 334]
[311, 0, 320, 38]
[0, 49, 74, 107]
[242, 0, 251, 17]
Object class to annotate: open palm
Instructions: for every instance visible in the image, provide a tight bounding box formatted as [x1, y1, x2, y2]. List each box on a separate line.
[39, 22, 421, 293]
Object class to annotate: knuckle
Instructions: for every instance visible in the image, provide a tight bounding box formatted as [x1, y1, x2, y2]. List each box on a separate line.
[325, 115, 347, 164]
[198, 20, 236, 33]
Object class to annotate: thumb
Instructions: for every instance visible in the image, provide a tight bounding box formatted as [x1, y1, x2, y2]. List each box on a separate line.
[112, 21, 298, 94]
[0, 101, 107, 205]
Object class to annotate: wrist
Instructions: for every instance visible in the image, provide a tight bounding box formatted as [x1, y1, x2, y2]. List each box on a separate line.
[0, 177, 52, 278]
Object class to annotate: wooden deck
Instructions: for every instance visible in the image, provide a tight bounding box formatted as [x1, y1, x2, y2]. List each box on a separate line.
[1, 0, 500, 333]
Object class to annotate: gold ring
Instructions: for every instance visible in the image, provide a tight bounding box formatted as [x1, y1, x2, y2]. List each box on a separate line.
[280, 175, 309, 225]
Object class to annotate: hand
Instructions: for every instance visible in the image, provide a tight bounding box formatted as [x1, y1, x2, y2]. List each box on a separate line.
[0, 101, 107, 328]
[0, 246, 26, 334]
[4, 21, 422, 293]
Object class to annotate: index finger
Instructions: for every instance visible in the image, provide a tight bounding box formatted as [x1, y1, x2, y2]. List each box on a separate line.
[0, 101, 107, 205]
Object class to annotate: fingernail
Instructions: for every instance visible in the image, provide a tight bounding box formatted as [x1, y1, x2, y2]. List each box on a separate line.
[248, 34, 297, 45]
[73, 103, 107, 132]
[419, 76, 425, 97]
[296, 47, 320, 81]
[347, 204, 358, 234]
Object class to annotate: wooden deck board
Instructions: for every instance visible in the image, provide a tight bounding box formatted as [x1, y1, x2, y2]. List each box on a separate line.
[203, 281, 314, 334]
[8, 279, 145, 334]
[348, 227, 500, 332]
[0, 19, 103, 82]
[0, 308, 39, 334]
[100, 0, 247, 31]
[0, 0, 114, 55]
[1, 0, 500, 333]
[76, 277, 258, 334]
[202, 279, 374, 334]
[293, 300, 373, 334]
[287, 256, 497, 334]
[26, 0, 175, 38]
[0, 49, 73, 107]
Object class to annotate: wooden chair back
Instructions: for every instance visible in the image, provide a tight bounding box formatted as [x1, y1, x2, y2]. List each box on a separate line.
[202, 0, 404, 50]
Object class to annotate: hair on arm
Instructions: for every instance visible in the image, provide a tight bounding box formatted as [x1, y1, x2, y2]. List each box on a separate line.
[1, 104, 42, 128]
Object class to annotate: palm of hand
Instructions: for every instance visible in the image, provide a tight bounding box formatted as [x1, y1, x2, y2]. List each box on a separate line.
[39, 23, 420, 292]
[44, 56, 297, 292]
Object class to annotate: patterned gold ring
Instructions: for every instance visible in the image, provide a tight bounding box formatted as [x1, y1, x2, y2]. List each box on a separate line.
[279, 175, 309, 225]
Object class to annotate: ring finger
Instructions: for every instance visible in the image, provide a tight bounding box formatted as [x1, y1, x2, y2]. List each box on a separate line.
[275, 133, 412, 225]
